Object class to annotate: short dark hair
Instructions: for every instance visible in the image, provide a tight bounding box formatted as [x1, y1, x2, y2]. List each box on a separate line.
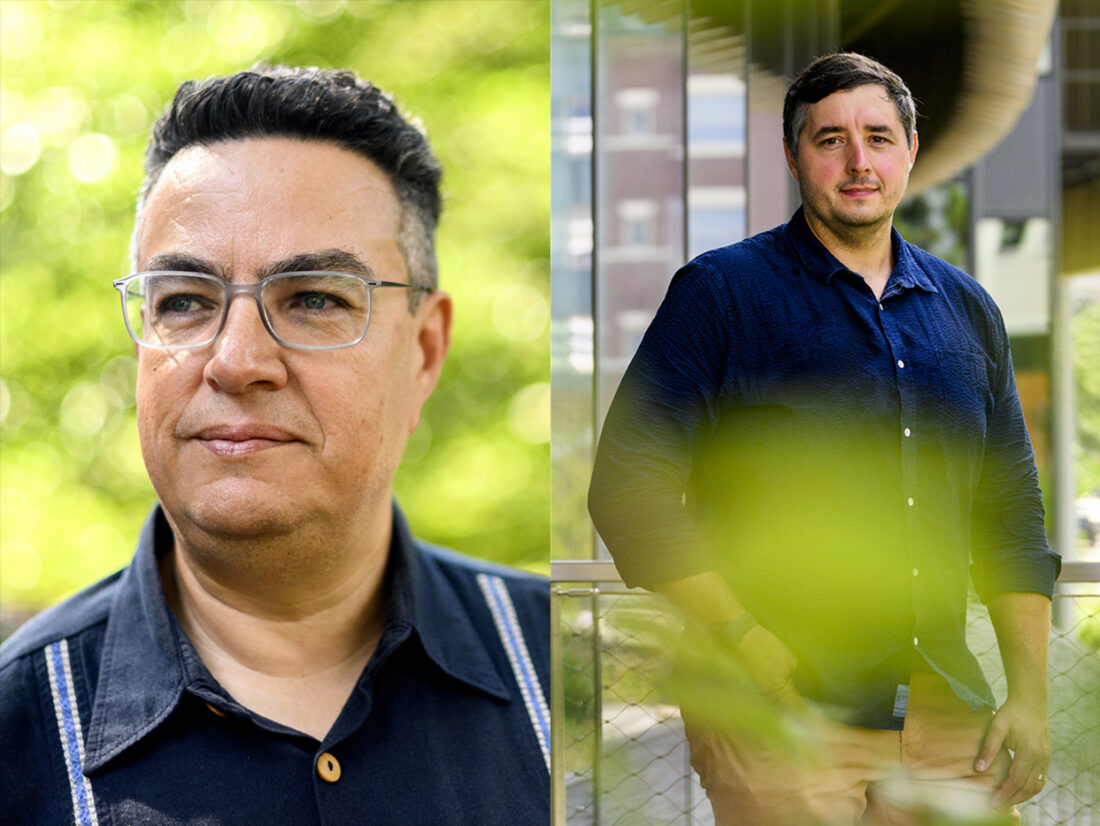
[783, 52, 916, 156]
[135, 65, 443, 294]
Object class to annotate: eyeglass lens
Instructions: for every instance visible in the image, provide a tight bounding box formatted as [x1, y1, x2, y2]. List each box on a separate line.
[122, 273, 372, 348]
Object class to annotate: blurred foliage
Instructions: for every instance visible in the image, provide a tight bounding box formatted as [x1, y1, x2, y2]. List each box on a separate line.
[551, 387, 594, 559]
[894, 179, 970, 270]
[0, 0, 550, 616]
[559, 592, 1100, 825]
[1072, 297, 1100, 496]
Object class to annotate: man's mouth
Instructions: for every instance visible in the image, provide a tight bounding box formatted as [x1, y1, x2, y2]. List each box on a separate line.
[840, 182, 879, 198]
[193, 424, 299, 457]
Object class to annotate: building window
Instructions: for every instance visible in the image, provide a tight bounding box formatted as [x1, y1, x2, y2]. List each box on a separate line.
[616, 88, 658, 135]
[617, 199, 658, 246]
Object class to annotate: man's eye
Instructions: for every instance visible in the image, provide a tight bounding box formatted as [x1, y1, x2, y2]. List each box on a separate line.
[293, 292, 347, 311]
[158, 295, 205, 314]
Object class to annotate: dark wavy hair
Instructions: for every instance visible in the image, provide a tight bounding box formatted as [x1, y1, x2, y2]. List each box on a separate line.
[135, 65, 442, 293]
[783, 52, 917, 156]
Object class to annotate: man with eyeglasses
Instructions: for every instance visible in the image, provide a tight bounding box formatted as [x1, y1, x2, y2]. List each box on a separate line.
[0, 66, 548, 825]
[589, 53, 1058, 825]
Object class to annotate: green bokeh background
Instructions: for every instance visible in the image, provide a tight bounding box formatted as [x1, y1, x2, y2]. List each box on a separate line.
[0, 0, 550, 623]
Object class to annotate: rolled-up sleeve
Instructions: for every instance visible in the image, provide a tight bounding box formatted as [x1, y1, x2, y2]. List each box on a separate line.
[588, 260, 730, 588]
[969, 307, 1061, 601]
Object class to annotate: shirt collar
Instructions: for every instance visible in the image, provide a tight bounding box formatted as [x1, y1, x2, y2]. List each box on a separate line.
[84, 508, 184, 772]
[784, 206, 939, 295]
[888, 233, 939, 294]
[84, 503, 509, 772]
[381, 506, 511, 702]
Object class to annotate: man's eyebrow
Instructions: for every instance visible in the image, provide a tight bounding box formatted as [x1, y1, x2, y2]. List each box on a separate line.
[258, 249, 374, 278]
[140, 249, 374, 280]
[810, 125, 846, 142]
[810, 124, 899, 142]
[142, 253, 224, 275]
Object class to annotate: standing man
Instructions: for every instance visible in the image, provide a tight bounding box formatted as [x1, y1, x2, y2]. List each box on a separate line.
[0, 66, 549, 825]
[589, 53, 1059, 825]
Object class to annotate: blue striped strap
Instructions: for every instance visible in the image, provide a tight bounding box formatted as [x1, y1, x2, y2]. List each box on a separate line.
[44, 640, 99, 826]
[476, 574, 551, 773]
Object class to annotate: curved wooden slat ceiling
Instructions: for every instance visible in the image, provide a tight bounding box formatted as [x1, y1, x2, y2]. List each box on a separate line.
[603, 0, 1058, 196]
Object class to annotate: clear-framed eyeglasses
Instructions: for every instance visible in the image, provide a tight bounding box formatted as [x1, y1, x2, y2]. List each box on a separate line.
[113, 271, 432, 351]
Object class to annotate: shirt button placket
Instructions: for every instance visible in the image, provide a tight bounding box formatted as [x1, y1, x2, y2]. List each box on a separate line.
[889, 327, 922, 661]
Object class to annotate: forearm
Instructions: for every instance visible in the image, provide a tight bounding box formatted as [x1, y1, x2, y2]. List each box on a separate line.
[977, 591, 1052, 805]
[987, 591, 1051, 705]
[653, 570, 749, 627]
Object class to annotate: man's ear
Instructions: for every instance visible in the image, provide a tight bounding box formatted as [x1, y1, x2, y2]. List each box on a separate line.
[406, 289, 452, 433]
[783, 139, 799, 181]
[908, 130, 919, 171]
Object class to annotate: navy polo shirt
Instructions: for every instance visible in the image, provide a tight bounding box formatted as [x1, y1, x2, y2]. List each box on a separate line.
[589, 207, 1060, 729]
[0, 505, 549, 825]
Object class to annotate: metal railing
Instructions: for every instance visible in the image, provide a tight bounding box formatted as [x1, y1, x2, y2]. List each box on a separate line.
[550, 561, 1100, 826]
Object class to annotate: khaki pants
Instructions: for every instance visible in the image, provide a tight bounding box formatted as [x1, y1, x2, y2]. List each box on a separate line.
[684, 672, 1019, 826]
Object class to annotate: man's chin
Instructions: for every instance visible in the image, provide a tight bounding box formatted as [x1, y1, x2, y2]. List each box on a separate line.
[163, 481, 307, 541]
[834, 205, 891, 231]
[185, 507, 297, 541]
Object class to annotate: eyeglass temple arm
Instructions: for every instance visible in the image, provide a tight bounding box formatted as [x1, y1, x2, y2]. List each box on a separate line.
[374, 280, 434, 292]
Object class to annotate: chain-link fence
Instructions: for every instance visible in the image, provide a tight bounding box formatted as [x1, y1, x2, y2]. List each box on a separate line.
[550, 569, 1099, 826]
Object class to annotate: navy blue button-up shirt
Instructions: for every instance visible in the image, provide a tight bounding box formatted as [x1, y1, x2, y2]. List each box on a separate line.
[0, 505, 549, 825]
[589, 207, 1060, 729]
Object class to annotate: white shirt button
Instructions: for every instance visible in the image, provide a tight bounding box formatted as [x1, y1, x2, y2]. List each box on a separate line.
[907, 497, 914, 506]
[878, 303, 884, 311]
[904, 427, 911, 437]
[913, 637, 919, 646]
[913, 568, 919, 577]
[897, 359, 905, 369]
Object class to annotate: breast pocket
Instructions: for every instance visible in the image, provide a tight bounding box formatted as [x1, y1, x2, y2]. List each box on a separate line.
[934, 348, 992, 442]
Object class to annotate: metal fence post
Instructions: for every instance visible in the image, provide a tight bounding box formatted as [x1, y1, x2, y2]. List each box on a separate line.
[592, 587, 603, 826]
[551, 588, 567, 826]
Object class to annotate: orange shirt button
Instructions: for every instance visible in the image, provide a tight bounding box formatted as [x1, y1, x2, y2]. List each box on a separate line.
[317, 752, 342, 783]
[204, 702, 226, 717]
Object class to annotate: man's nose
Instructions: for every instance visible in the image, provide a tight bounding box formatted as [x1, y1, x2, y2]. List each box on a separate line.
[847, 141, 871, 173]
[202, 294, 288, 393]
